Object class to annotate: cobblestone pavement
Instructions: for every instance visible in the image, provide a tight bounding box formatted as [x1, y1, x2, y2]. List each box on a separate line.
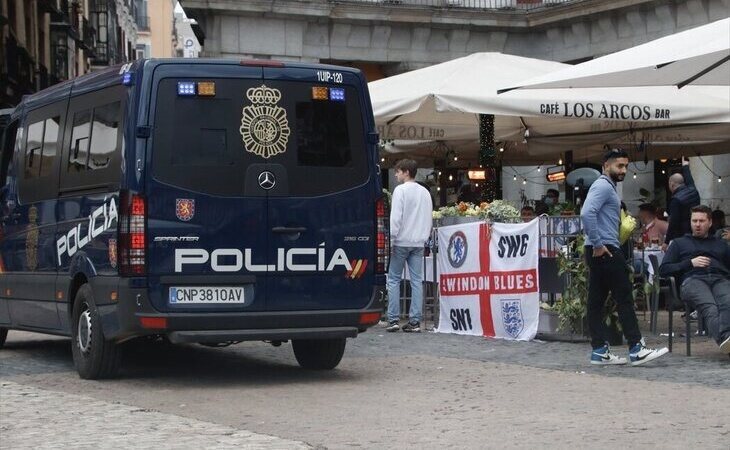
[1, 329, 728, 449]
[0, 381, 310, 450]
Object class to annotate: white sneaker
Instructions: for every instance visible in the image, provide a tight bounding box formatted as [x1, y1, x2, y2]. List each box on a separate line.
[590, 345, 627, 365]
[629, 340, 669, 366]
[719, 336, 730, 354]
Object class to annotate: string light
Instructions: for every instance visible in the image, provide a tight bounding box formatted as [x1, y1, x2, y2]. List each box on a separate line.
[513, 174, 517, 181]
[478, 114, 497, 202]
[633, 172, 637, 179]
[437, 186, 441, 191]
[380, 157, 385, 163]
[537, 166, 541, 172]
[522, 178, 527, 185]
[661, 169, 666, 174]
[453, 155, 458, 161]
[448, 174, 453, 181]
[499, 147, 504, 153]
[719, 176, 723, 183]
[475, 183, 479, 187]
[558, 157, 563, 165]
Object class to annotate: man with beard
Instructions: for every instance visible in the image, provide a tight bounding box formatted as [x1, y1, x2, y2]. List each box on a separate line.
[581, 148, 668, 366]
[659, 205, 730, 355]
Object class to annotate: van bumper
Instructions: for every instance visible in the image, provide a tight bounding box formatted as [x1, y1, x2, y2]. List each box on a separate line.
[98, 280, 385, 342]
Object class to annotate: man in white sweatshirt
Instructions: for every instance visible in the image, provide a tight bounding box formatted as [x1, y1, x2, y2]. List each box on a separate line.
[386, 159, 434, 332]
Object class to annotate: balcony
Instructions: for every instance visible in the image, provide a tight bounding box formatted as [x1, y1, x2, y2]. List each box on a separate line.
[37, 64, 50, 90]
[49, 0, 80, 42]
[79, 17, 98, 56]
[328, 0, 574, 10]
[2, 35, 37, 97]
[136, 15, 150, 31]
[51, 39, 69, 82]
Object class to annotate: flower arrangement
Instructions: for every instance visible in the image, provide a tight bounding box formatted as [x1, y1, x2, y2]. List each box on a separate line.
[432, 200, 520, 223]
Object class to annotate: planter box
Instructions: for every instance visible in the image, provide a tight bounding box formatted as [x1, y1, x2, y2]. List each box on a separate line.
[436, 216, 485, 227]
[538, 309, 560, 333]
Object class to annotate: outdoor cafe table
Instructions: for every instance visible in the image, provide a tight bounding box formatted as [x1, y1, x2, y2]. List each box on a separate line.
[633, 248, 665, 282]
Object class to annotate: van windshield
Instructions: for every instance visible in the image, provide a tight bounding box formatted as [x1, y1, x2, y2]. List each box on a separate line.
[152, 78, 369, 196]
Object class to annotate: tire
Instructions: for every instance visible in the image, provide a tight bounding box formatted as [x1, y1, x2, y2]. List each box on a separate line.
[71, 284, 121, 379]
[0, 328, 7, 348]
[292, 338, 346, 370]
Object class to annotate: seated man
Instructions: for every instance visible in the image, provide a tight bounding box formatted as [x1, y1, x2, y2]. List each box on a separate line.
[520, 205, 535, 222]
[659, 205, 730, 354]
[638, 203, 668, 246]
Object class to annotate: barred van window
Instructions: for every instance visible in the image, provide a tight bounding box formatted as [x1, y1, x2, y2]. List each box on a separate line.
[69, 110, 91, 172]
[39, 116, 61, 178]
[88, 101, 120, 171]
[24, 121, 44, 179]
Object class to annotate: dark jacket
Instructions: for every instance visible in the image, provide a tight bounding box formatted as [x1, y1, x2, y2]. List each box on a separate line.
[659, 233, 730, 284]
[665, 166, 700, 244]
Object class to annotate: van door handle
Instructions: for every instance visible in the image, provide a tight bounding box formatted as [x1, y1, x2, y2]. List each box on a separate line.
[272, 226, 307, 234]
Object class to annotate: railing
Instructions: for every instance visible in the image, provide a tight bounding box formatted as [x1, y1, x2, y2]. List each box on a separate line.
[329, 0, 575, 10]
[81, 17, 97, 53]
[136, 15, 150, 31]
[3, 35, 37, 94]
[51, 40, 69, 82]
[37, 64, 50, 90]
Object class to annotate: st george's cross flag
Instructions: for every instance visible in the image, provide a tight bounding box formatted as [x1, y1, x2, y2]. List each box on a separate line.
[435, 219, 540, 341]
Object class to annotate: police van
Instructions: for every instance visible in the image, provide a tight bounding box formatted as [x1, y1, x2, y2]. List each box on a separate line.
[0, 59, 388, 379]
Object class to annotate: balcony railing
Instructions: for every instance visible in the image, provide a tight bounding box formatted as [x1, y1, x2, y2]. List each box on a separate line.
[37, 64, 50, 90]
[80, 17, 97, 55]
[136, 15, 150, 31]
[3, 35, 37, 95]
[51, 40, 69, 82]
[329, 0, 574, 10]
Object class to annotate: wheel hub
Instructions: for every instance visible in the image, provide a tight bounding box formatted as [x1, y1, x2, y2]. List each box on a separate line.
[77, 308, 92, 354]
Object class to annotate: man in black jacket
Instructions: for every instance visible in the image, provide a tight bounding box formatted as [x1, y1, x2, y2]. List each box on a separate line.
[659, 205, 730, 354]
[663, 157, 700, 249]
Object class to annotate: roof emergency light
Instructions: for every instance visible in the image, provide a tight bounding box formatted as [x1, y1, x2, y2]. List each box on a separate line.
[312, 86, 329, 100]
[177, 81, 196, 96]
[197, 81, 216, 96]
[329, 87, 345, 101]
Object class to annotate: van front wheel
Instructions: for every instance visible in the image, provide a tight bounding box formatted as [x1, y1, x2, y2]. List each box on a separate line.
[292, 338, 346, 370]
[71, 285, 121, 379]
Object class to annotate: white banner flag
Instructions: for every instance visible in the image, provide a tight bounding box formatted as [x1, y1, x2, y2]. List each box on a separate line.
[436, 219, 540, 341]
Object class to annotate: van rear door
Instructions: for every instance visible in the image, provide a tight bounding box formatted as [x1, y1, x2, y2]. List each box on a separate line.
[146, 66, 269, 312]
[261, 67, 375, 311]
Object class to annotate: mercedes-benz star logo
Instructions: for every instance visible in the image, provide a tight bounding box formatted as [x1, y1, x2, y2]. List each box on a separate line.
[258, 171, 276, 190]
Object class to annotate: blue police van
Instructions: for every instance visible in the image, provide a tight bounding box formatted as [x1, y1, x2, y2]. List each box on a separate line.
[0, 59, 388, 379]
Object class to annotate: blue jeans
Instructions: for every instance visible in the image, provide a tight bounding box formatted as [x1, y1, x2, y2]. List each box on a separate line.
[387, 246, 424, 324]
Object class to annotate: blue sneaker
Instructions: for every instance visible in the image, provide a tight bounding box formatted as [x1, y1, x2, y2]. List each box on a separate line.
[629, 339, 669, 366]
[590, 345, 627, 365]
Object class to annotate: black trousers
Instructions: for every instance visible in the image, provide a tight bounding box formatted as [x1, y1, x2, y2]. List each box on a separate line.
[585, 246, 642, 349]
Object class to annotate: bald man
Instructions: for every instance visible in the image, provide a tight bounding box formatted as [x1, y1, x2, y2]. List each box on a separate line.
[664, 157, 700, 248]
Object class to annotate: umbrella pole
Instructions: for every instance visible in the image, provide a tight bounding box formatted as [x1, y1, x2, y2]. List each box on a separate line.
[479, 114, 497, 201]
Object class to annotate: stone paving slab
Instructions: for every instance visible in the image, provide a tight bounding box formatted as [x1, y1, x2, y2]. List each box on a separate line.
[0, 381, 311, 450]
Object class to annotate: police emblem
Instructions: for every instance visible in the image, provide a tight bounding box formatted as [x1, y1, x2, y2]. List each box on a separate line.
[108, 238, 118, 269]
[447, 231, 467, 268]
[239, 85, 290, 159]
[501, 299, 524, 338]
[176, 199, 195, 221]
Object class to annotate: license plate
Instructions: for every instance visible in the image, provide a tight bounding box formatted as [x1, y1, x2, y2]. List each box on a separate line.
[169, 287, 245, 304]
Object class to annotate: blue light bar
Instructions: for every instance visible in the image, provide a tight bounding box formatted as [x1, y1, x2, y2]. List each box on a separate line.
[329, 87, 345, 102]
[177, 81, 196, 96]
[122, 72, 134, 86]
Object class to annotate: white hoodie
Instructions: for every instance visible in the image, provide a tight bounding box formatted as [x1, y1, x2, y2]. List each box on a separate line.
[390, 181, 433, 247]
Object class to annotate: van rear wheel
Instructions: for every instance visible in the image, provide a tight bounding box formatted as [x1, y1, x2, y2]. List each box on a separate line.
[292, 338, 346, 370]
[0, 328, 7, 348]
[71, 285, 121, 379]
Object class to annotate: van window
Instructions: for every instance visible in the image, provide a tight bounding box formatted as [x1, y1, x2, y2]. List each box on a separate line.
[68, 110, 91, 172]
[61, 86, 125, 192]
[40, 117, 61, 178]
[88, 101, 120, 171]
[25, 120, 44, 178]
[152, 78, 368, 196]
[0, 120, 18, 188]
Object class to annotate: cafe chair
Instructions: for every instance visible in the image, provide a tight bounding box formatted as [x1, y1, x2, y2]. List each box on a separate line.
[651, 254, 705, 356]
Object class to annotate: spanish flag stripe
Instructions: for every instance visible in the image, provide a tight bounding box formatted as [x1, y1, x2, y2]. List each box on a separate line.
[350, 259, 363, 279]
